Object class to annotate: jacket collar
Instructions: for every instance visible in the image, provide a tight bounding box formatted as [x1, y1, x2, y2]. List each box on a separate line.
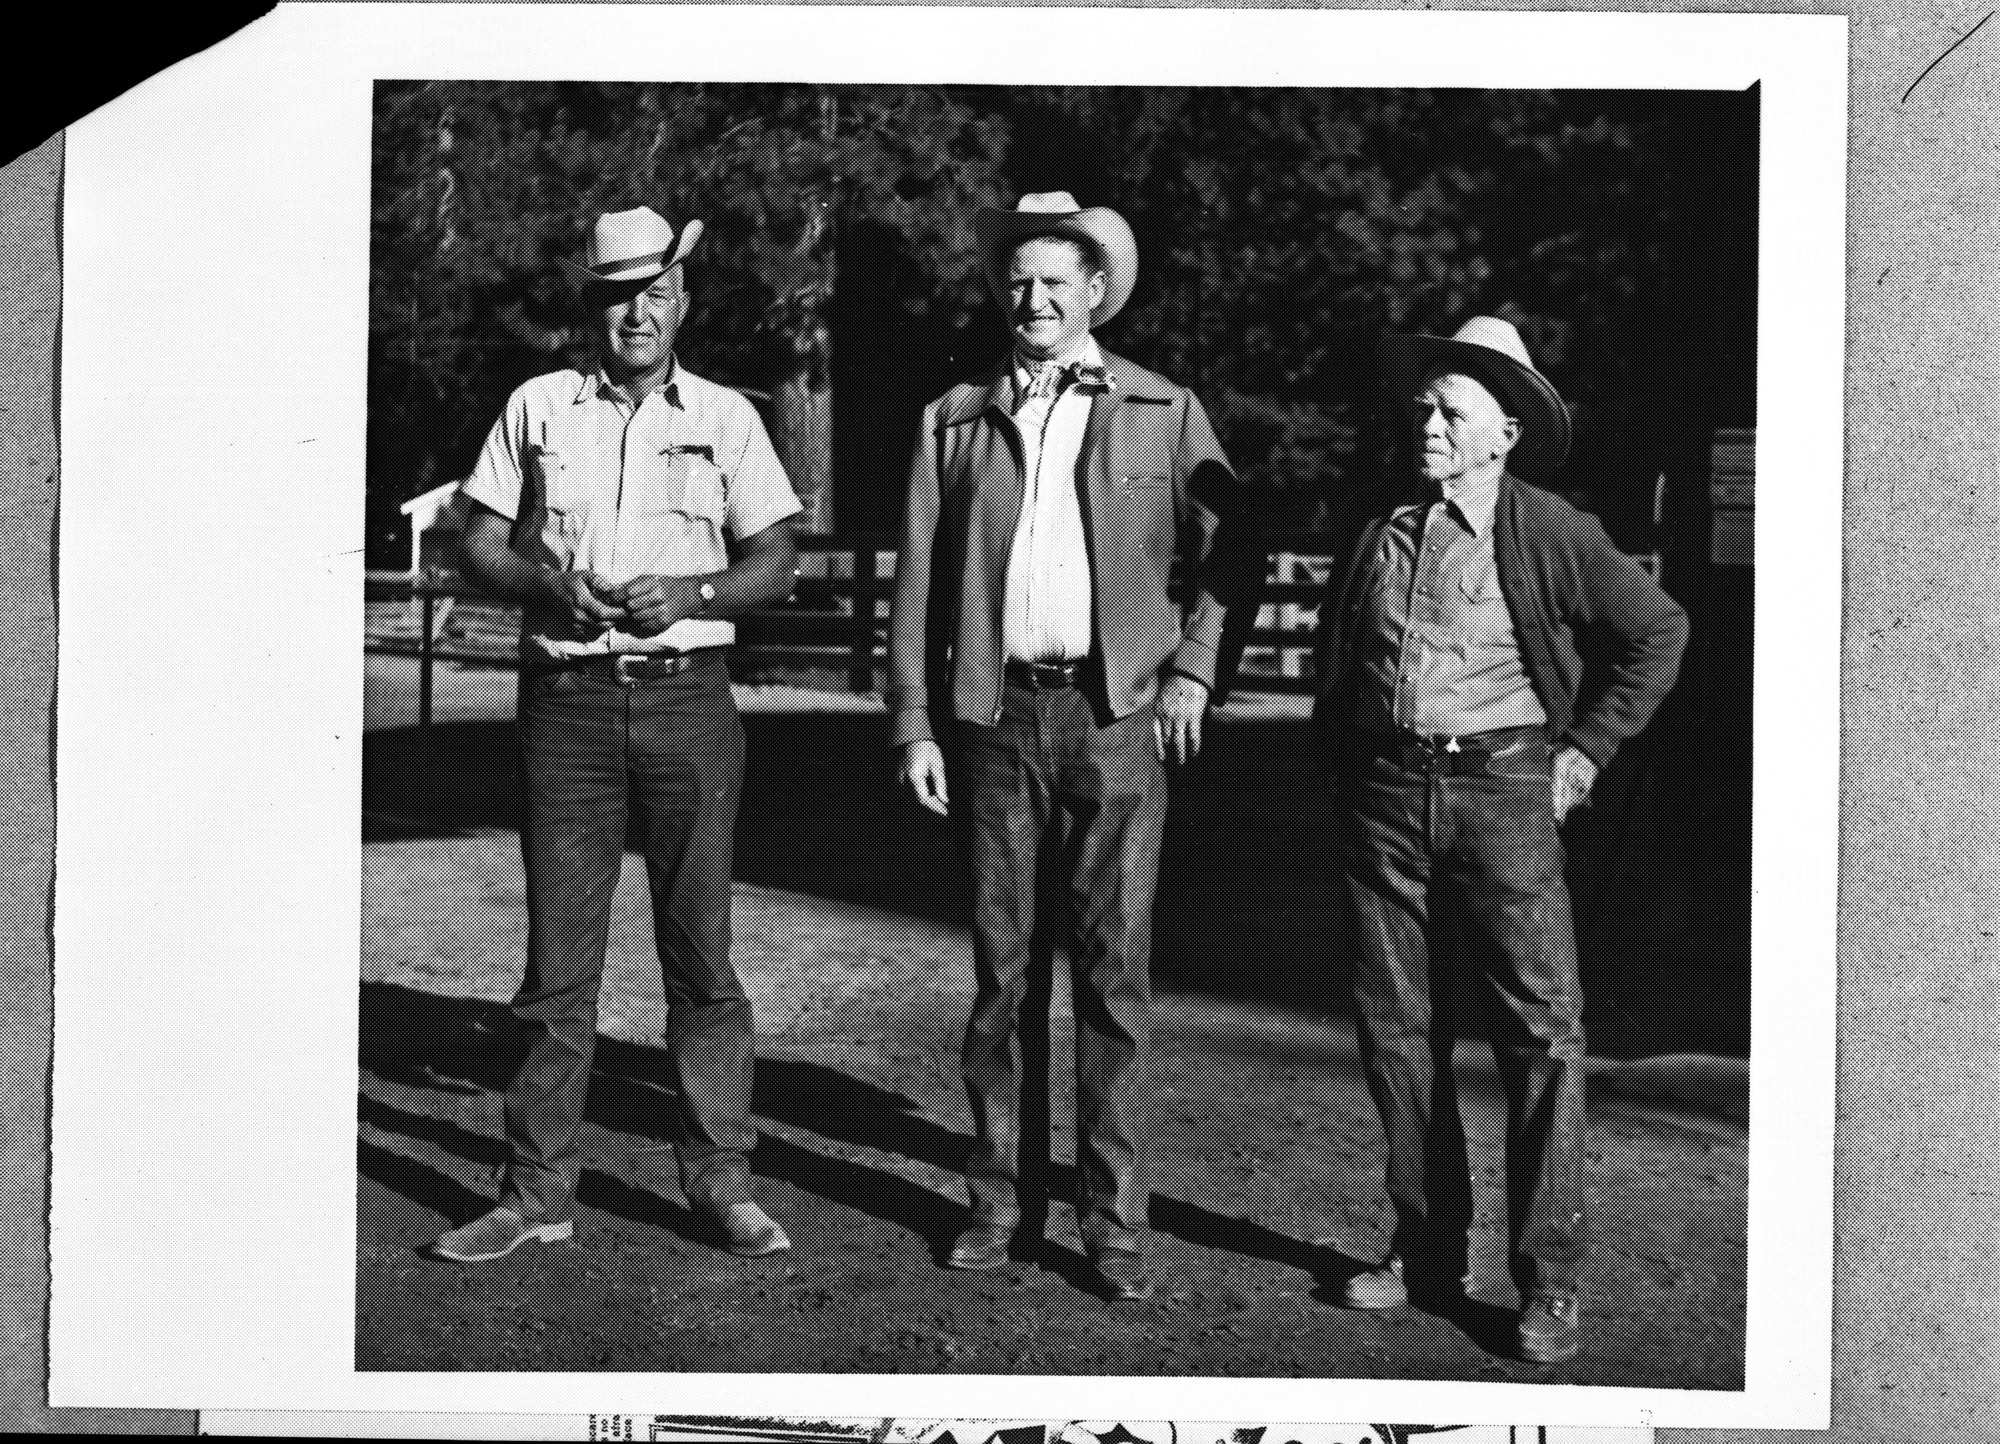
[940, 345, 1169, 426]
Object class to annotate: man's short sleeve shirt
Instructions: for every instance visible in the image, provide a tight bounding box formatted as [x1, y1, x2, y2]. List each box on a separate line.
[459, 364, 801, 659]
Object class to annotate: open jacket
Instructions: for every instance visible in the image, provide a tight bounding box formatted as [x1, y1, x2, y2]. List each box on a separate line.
[1311, 472, 1689, 769]
[888, 350, 1257, 748]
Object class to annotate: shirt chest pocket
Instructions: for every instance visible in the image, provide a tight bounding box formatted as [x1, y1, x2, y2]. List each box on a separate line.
[527, 444, 587, 517]
[1455, 556, 1516, 639]
[635, 449, 728, 528]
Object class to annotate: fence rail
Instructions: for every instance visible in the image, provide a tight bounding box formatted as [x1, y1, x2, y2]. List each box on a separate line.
[367, 532, 1339, 719]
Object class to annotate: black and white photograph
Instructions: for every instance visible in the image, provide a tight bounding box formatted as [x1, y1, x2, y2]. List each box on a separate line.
[44, 5, 1844, 1431]
[356, 76, 1752, 1388]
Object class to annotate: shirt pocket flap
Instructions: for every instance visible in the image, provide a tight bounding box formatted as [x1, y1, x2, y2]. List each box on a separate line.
[649, 450, 727, 522]
[526, 444, 583, 513]
[1457, 558, 1505, 603]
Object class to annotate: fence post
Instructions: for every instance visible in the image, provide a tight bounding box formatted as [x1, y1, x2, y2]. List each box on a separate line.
[848, 546, 876, 695]
[418, 585, 434, 750]
[1276, 551, 1301, 679]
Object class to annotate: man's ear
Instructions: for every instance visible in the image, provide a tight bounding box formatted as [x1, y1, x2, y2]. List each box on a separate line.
[1088, 270, 1107, 310]
[1498, 415, 1523, 455]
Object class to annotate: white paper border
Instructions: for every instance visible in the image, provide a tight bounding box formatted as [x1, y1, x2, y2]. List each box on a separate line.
[51, 3, 1844, 1428]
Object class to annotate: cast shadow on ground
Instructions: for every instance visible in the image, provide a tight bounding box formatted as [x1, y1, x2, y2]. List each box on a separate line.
[364, 700, 1748, 1059]
[363, 979, 1366, 1300]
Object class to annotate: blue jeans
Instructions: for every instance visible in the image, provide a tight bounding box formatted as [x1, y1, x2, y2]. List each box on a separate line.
[952, 681, 1166, 1252]
[500, 658, 755, 1222]
[1333, 727, 1589, 1297]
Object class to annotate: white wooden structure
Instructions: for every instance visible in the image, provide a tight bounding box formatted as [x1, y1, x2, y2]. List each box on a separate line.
[397, 481, 468, 575]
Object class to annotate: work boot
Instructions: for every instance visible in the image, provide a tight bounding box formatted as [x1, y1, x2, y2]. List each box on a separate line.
[432, 1206, 573, 1263]
[1516, 1292, 1582, 1364]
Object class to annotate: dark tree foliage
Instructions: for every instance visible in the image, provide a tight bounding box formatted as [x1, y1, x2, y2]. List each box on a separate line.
[369, 80, 1007, 557]
[368, 81, 1733, 561]
[996, 86, 1675, 528]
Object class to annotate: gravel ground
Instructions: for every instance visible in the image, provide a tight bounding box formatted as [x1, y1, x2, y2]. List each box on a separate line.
[357, 654, 1746, 1385]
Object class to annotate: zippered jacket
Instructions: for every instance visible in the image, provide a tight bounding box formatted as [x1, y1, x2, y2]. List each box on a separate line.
[888, 350, 1253, 748]
[1312, 472, 1689, 768]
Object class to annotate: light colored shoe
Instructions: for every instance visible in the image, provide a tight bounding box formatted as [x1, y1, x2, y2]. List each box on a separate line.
[1088, 1246, 1155, 1303]
[432, 1206, 573, 1263]
[1341, 1253, 1409, 1310]
[946, 1219, 1016, 1271]
[1516, 1292, 1582, 1363]
[716, 1201, 791, 1258]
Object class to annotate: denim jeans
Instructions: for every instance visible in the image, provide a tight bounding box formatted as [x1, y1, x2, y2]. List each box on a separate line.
[1334, 727, 1589, 1297]
[952, 680, 1166, 1252]
[500, 658, 755, 1222]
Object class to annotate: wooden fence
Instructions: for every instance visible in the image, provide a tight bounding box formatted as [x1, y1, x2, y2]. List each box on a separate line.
[366, 534, 1340, 720]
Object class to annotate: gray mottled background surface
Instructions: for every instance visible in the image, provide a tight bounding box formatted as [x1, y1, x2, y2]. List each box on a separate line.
[2, 0, 1989, 1438]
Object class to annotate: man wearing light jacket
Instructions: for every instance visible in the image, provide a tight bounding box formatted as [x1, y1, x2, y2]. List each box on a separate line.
[888, 193, 1256, 1302]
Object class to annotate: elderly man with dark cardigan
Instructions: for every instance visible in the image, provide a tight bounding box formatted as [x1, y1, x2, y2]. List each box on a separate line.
[1311, 316, 1688, 1364]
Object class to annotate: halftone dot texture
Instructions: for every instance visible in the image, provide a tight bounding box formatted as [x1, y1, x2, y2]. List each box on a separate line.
[359, 391, 1741, 1379]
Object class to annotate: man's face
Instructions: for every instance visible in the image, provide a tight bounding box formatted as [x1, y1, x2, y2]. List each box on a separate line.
[594, 267, 688, 376]
[1409, 369, 1521, 489]
[1006, 237, 1105, 360]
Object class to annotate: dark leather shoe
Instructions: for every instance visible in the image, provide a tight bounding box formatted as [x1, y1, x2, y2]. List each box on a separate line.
[1516, 1292, 1582, 1363]
[1088, 1246, 1154, 1302]
[946, 1219, 1016, 1270]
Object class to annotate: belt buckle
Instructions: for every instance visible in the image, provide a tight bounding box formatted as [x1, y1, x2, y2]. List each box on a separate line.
[612, 653, 675, 685]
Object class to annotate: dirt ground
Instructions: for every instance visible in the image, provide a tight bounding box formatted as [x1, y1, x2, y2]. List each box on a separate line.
[357, 657, 1746, 1387]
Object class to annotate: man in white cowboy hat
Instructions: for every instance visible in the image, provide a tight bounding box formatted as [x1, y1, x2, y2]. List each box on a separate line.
[1310, 316, 1687, 1362]
[887, 193, 1256, 1302]
[433, 206, 803, 1264]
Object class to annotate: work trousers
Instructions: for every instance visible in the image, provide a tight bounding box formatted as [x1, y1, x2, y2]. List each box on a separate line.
[500, 659, 755, 1222]
[953, 680, 1166, 1252]
[1334, 726, 1590, 1298]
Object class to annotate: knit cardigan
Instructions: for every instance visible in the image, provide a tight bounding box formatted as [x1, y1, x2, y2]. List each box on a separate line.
[1311, 473, 1689, 769]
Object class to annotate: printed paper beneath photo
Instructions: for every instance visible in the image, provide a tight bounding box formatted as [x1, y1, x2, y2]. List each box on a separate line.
[200, 1416, 1651, 1444]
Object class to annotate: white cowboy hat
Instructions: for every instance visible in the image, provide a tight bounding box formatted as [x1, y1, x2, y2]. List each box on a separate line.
[1379, 315, 1573, 478]
[975, 192, 1139, 327]
[558, 205, 704, 286]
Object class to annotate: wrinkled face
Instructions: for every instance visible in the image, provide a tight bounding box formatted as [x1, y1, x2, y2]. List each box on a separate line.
[593, 267, 688, 377]
[1409, 368, 1521, 488]
[1006, 237, 1105, 360]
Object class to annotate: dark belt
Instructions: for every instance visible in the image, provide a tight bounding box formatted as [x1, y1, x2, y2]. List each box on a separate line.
[1350, 724, 1546, 774]
[527, 647, 727, 686]
[1003, 657, 1084, 691]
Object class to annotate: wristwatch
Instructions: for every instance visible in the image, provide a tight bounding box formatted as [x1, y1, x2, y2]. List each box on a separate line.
[696, 580, 716, 615]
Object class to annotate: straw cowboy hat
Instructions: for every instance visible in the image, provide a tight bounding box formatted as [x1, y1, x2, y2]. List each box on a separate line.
[558, 205, 704, 285]
[1380, 315, 1573, 478]
[976, 192, 1139, 327]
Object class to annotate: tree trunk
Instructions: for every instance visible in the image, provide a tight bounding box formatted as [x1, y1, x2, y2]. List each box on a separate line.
[771, 337, 835, 535]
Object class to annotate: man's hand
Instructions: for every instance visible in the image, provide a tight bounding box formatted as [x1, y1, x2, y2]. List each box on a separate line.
[1552, 745, 1598, 824]
[606, 574, 701, 637]
[545, 568, 627, 636]
[1154, 673, 1210, 765]
[897, 740, 950, 816]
